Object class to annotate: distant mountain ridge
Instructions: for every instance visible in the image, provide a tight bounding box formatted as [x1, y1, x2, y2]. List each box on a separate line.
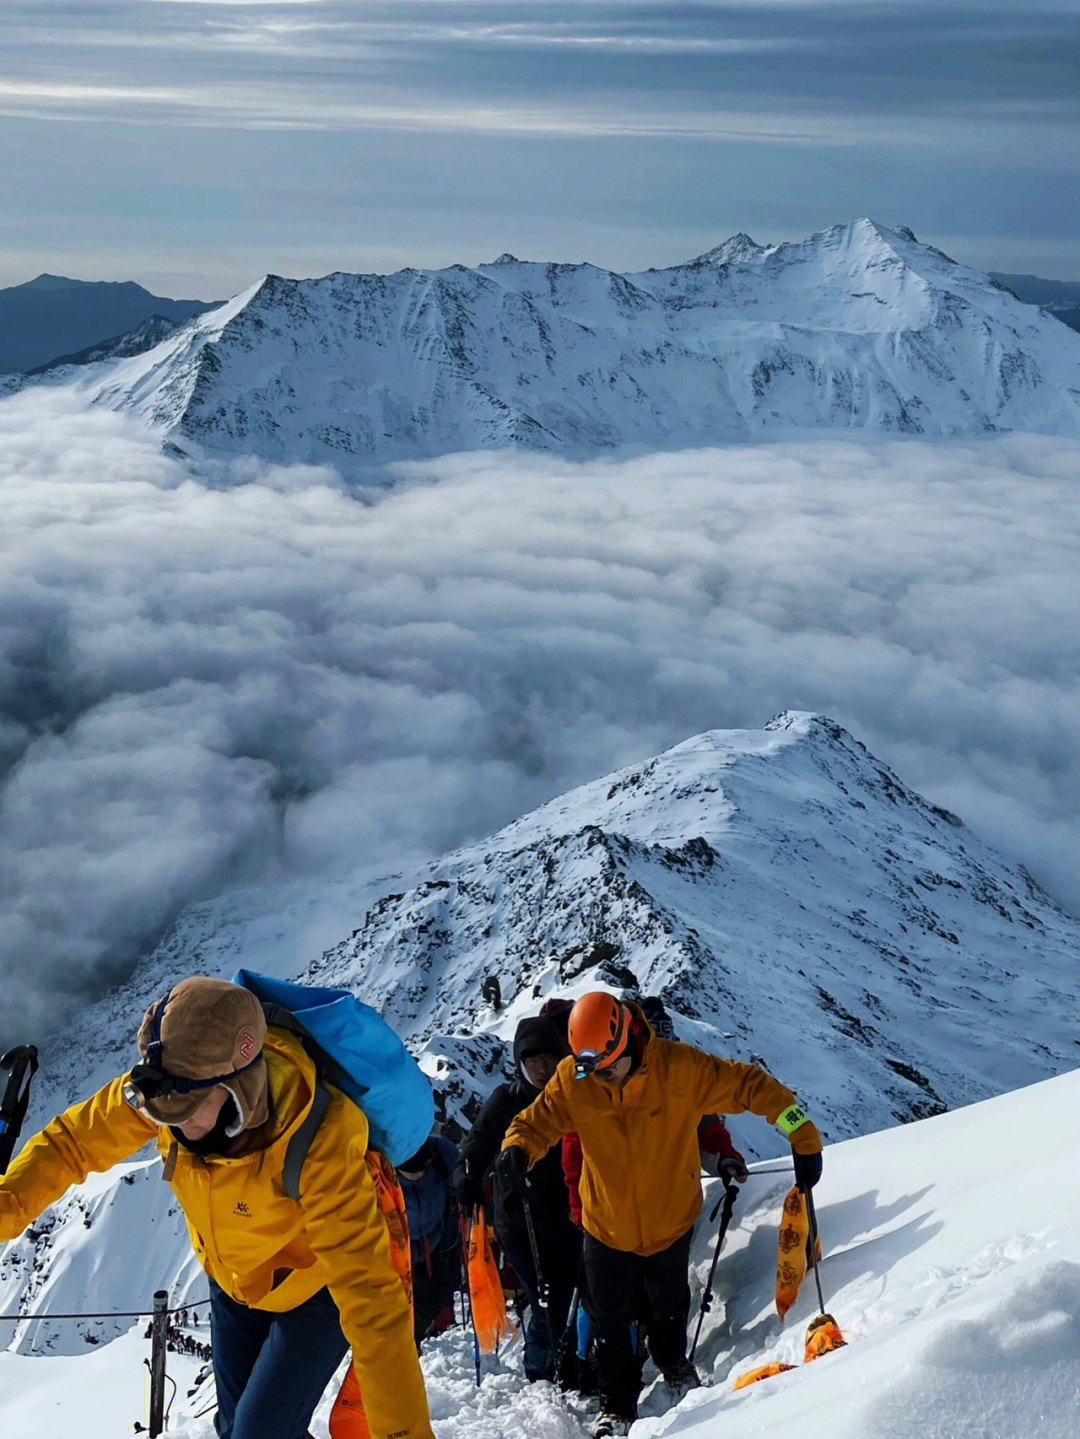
[12, 221, 1080, 471]
[0, 274, 216, 375]
[990, 272, 1080, 334]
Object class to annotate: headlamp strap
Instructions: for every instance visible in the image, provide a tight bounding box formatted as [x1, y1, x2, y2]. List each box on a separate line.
[144, 996, 167, 1071]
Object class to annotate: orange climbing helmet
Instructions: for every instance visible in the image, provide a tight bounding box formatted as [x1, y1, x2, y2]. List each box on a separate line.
[568, 992, 631, 1078]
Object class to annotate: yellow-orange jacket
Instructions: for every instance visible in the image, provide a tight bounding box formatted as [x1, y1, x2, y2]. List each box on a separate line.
[503, 1023, 822, 1256]
[0, 1029, 433, 1439]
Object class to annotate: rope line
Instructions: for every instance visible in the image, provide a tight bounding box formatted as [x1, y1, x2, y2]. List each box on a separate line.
[0, 1298, 211, 1322]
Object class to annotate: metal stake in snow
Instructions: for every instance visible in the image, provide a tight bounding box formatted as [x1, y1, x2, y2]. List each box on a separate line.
[149, 1290, 169, 1437]
[0, 1045, 38, 1174]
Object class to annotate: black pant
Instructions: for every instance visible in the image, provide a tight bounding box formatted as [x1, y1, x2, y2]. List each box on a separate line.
[412, 1244, 461, 1345]
[583, 1227, 694, 1419]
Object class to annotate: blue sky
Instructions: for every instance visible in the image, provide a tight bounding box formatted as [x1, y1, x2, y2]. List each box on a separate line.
[2, 1, 1077, 295]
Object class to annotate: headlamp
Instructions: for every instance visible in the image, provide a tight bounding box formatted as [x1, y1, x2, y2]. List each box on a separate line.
[122, 1055, 262, 1112]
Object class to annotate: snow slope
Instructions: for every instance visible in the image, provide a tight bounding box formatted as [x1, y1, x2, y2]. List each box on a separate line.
[12, 222, 1080, 470]
[2, 1066, 1079, 1436]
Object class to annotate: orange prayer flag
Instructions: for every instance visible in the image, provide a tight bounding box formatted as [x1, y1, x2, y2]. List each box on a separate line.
[732, 1362, 797, 1391]
[467, 1204, 515, 1354]
[804, 1312, 846, 1362]
[775, 1186, 821, 1320]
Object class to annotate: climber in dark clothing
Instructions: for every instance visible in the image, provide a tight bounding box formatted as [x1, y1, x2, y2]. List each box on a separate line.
[453, 1003, 581, 1382]
[397, 1133, 462, 1347]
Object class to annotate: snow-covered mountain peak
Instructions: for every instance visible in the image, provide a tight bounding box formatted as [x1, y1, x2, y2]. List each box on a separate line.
[293, 710, 1078, 1148]
[686, 232, 772, 267]
[10, 222, 1078, 471]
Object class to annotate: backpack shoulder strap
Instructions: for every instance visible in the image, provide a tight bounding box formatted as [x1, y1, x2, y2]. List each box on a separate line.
[282, 1081, 332, 1202]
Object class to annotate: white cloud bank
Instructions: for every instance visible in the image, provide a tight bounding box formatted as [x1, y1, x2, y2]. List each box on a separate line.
[1, 388, 1076, 1039]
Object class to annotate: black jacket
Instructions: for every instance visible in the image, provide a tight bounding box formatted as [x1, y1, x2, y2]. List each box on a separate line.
[454, 1009, 572, 1237]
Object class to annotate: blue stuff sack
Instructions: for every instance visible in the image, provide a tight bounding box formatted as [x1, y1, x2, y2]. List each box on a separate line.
[232, 969, 434, 1167]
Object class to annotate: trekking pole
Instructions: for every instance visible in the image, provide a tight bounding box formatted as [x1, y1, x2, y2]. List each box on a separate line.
[0, 1046, 38, 1174]
[458, 1207, 481, 1386]
[801, 1185, 827, 1316]
[688, 1182, 738, 1364]
[521, 1178, 554, 1343]
[552, 1281, 582, 1388]
[799, 1183, 846, 1351]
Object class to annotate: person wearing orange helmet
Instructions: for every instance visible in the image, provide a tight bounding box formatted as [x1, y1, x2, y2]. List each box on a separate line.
[495, 991, 823, 1437]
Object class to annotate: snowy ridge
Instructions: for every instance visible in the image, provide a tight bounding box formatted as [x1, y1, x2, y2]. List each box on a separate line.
[14, 221, 1080, 470]
[304, 712, 1078, 1152]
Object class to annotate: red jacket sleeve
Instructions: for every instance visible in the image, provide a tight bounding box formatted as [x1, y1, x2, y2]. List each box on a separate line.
[561, 1132, 583, 1227]
[697, 1114, 744, 1167]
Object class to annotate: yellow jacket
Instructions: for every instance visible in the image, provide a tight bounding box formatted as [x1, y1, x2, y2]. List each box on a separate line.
[503, 1026, 822, 1256]
[0, 1029, 432, 1439]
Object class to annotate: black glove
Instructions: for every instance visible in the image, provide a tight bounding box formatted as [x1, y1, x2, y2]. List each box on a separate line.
[793, 1149, 822, 1191]
[494, 1145, 529, 1194]
[454, 1162, 485, 1213]
[719, 1157, 749, 1186]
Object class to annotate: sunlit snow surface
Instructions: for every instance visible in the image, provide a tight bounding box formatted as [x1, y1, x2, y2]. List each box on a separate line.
[3, 1068, 1079, 1436]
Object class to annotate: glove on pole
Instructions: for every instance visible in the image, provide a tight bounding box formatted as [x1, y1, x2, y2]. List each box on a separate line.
[689, 1181, 739, 1363]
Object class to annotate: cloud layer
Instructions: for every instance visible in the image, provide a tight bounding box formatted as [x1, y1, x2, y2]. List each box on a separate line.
[1, 388, 1077, 1039]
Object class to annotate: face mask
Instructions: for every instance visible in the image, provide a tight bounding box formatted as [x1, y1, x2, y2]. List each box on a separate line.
[170, 1095, 242, 1154]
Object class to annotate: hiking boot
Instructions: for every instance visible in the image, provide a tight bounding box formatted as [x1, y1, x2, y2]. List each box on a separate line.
[662, 1358, 701, 1399]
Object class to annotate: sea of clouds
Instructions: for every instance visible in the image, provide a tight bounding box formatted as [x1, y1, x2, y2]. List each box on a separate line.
[1, 386, 1076, 1041]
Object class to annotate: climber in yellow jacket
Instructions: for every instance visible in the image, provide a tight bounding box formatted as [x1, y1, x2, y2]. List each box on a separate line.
[0, 977, 434, 1439]
[496, 991, 823, 1438]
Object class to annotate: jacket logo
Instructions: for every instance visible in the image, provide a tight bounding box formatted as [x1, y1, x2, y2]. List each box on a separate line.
[238, 1030, 256, 1061]
[234, 1200, 252, 1217]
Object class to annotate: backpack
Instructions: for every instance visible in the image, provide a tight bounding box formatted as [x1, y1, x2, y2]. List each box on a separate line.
[232, 970, 434, 1198]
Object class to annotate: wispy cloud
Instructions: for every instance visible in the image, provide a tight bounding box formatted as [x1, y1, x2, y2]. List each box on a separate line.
[2, 0, 1077, 286]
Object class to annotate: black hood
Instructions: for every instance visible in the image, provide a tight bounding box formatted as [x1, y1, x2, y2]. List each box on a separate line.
[512, 1010, 570, 1077]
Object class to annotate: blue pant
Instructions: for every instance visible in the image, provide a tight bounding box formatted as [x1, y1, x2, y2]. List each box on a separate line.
[209, 1280, 349, 1439]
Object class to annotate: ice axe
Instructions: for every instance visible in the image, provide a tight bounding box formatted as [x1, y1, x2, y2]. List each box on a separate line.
[0, 1045, 38, 1174]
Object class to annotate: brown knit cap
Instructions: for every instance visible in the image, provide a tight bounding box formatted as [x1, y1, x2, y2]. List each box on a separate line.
[134, 977, 269, 1129]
